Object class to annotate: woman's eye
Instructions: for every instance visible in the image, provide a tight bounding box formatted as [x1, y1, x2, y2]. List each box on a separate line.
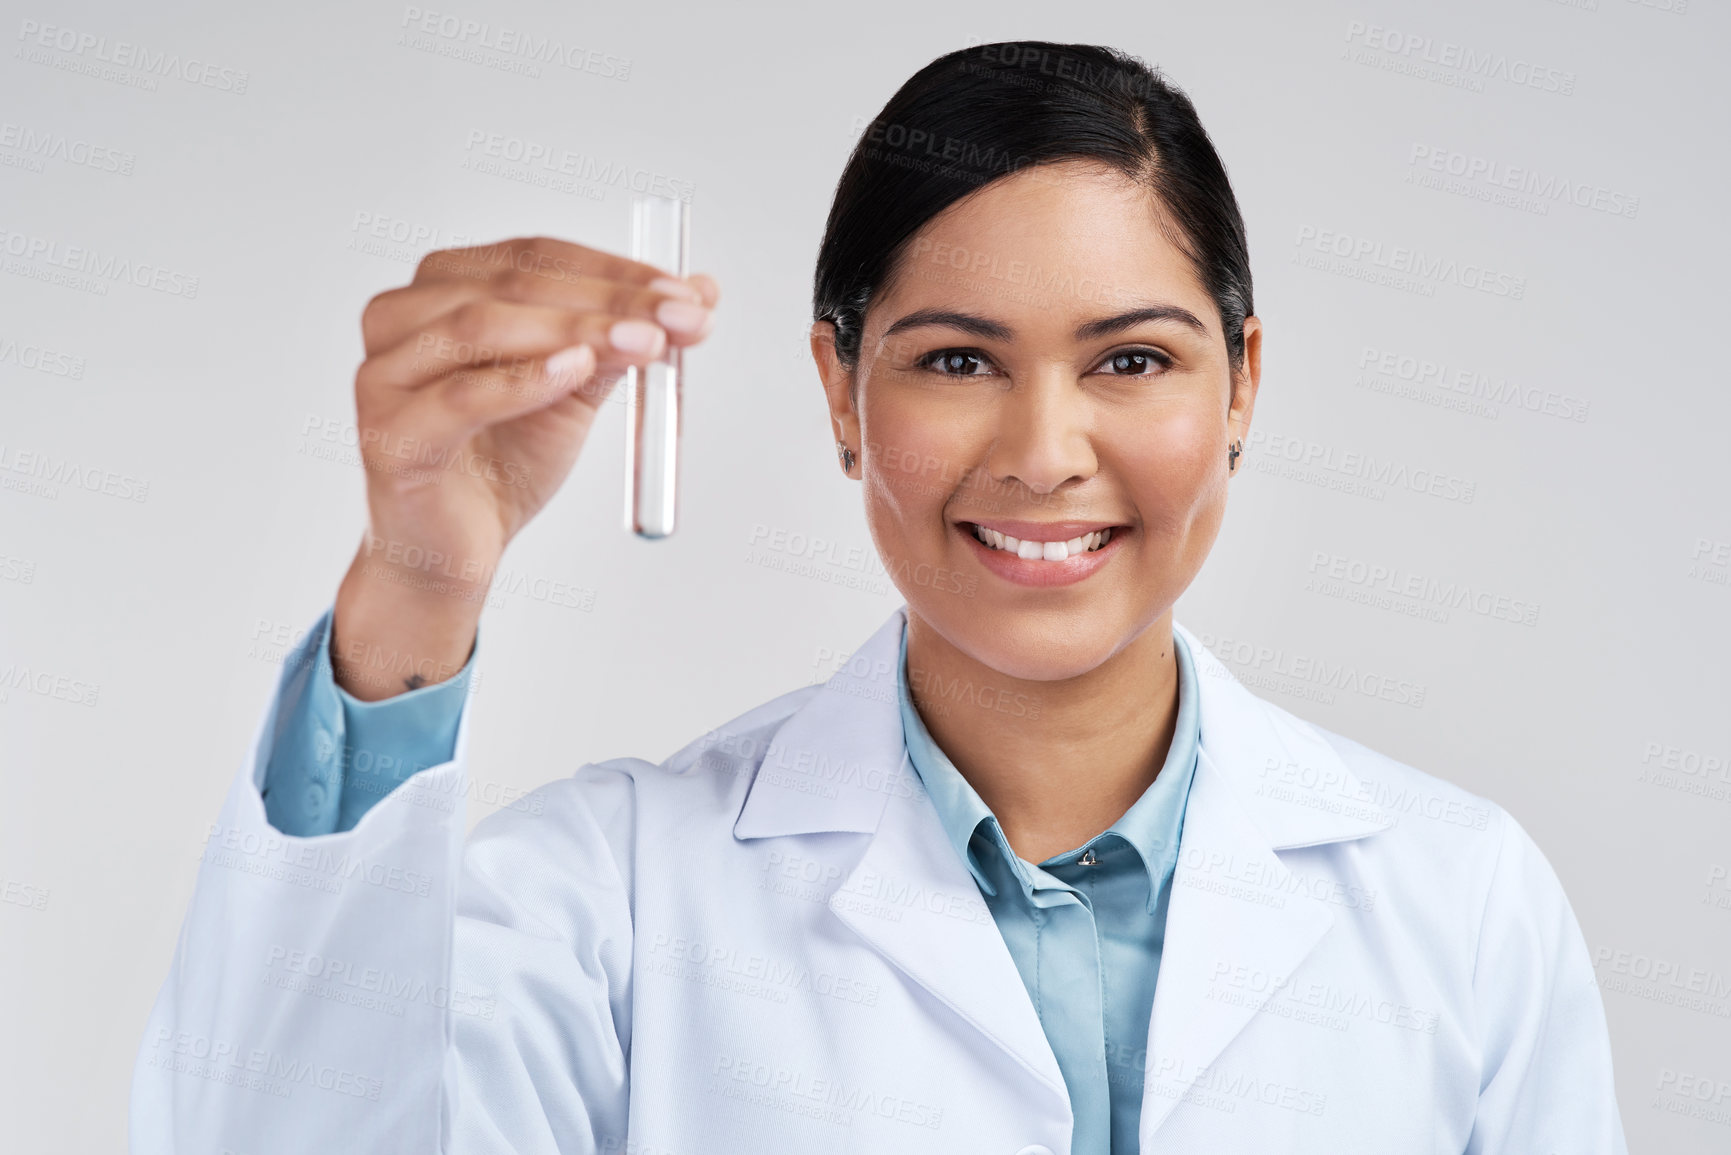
[1099, 349, 1169, 376]
[920, 350, 991, 376]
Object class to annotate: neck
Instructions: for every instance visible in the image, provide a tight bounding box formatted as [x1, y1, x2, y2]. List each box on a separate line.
[904, 609, 1181, 864]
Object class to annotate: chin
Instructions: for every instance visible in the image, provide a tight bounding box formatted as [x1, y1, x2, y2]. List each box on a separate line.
[918, 601, 1147, 685]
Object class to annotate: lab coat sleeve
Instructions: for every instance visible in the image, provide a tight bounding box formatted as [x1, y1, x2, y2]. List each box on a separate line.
[1464, 808, 1628, 1155]
[129, 613, 637, 1155]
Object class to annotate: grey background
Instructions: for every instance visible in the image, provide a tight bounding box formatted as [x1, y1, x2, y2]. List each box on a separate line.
[2, 0, 1726, 1149]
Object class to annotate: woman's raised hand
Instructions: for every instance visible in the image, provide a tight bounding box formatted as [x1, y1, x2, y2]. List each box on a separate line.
[331, 236, 718, 699]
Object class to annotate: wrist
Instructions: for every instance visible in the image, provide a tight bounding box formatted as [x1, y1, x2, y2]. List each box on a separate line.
[333, 543, 486, 702]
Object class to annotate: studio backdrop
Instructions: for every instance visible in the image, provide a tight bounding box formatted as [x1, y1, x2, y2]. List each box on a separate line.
[1, 0, 1726, 1151]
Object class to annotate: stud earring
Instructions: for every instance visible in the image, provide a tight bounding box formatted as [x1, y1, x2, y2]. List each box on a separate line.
[1228, 438, 1242, 472]
[836, 441, 856, 473]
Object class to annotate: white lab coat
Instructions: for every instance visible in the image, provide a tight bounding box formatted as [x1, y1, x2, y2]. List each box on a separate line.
[130, 606, 1628, 1154]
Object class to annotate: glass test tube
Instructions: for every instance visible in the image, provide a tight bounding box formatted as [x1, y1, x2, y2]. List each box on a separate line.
[624, 192, 690, 538]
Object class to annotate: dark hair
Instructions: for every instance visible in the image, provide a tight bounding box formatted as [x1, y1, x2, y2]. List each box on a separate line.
[813, 41, 1253, 375]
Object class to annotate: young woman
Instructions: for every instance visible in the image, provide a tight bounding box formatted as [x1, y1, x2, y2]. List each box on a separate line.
[131, 41, 1627, 1155]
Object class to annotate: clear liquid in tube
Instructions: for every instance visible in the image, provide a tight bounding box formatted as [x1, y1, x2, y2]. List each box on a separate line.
[624, 193, 690, 538]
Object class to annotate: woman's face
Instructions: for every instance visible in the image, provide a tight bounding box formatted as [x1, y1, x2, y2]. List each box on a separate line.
[814, 158, 1261, 682]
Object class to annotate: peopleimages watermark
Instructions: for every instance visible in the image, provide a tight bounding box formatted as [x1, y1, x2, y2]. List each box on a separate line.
[1637, 738, 1730, 804]
[147, 1029, 383, 1101]
[1200, 966, 1441, 1037]
[746, 524, 978, 599]
[1246, 428, 1477, 505]
[1305, 549, 1541, 628]
[1341, 20, 1576, 97]
[263, 944, 497, 1021]
[0, 660, 100, 707]
[1293, 225, 1525, 300]
[899, 233, 1145, 310]
[710, 1053, 946, 1130]
[849, 116, 1034, 186]
[1354, 345, 1589, 424]
[201, 821, 438, 900]
[460, 129, 693, 202]
[1193, 629, 1428, 709]
[248, 617, 493, 682]
[1, 877, 50, 911]
[1259, 756, 1492, 831]
[0, 552, 36, 585]
[0, 333, 85, 379]
[645, 933, 881, 1009]
[1592, 946, 1731, 1017]
[1704, 865, 1731, 914]
[299, 413, 532, 489]
[1134, 1053, 1330, 1116]
[1688, 537, 1730, 589]
[398, 7, 632, 80]
[812, 643, 1043, 721]
[0, 120, 134, 175]
[1406, 144, 1639, 220]
[0, 226, 200, 298]
[347, 209, 479, 265]
[1652, 1068, 1731, 1130]
[0, 442, 149, 502]
[15, 18, 250, 94]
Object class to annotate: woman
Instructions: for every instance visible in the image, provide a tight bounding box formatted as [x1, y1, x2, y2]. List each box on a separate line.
[131, 41, 1627, 1154]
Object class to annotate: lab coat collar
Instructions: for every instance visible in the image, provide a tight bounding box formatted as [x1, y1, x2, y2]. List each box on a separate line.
[733, 605, 1395, 849]
[730, 607, 910, 841]
[895, 616, 1201, 915]
[732, 605, 1397, 1140]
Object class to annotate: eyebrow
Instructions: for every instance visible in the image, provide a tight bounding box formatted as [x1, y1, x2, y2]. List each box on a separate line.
[882, 303, 1209, 343]
[1074, 304, 1209, 341]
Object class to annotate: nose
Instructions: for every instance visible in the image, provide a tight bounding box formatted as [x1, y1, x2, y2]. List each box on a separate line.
[983, 368, 1097, 497]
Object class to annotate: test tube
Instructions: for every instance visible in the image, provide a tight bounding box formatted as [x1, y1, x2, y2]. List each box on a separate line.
[624, 192, 690, 538]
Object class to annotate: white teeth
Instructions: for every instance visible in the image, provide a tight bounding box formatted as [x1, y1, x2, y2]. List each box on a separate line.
[970, 525, 1115, 559]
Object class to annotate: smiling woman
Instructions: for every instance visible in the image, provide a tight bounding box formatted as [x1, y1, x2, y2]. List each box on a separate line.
[133, 40, 1627, 1155]
[816, 156, 1251, 846]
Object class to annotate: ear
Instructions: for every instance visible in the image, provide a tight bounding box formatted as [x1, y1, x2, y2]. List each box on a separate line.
[810, 320, 861, 479]
[1227, 315, 1263, 469]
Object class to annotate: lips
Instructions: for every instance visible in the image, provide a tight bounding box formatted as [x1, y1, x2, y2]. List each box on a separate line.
[969, 523, 1112, 561]
[955, 518, 1131, 588]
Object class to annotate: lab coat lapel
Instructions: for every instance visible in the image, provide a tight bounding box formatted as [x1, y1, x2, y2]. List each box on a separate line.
[1136, 745, 1335, 1140]
[732, 606, 1071, 1107]
[828, 763, 1072, 1105]
[1138, 623, 1395, 1143]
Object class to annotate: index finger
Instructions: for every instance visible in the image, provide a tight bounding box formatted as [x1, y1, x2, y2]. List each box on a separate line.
[418, 236, 703, 300]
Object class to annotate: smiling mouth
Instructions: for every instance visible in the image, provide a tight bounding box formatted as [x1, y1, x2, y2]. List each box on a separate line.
[962, 523, 1118, 562]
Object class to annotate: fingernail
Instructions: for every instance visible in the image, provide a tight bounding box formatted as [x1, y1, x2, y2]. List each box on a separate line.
[609, 318, 664, 355]
[545, 344, 592, 382]
[655, 298, 709, 334]
[650, 276, 701, 302]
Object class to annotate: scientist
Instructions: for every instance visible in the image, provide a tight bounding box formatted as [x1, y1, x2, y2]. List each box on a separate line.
[131, 39, 1627, 1155]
